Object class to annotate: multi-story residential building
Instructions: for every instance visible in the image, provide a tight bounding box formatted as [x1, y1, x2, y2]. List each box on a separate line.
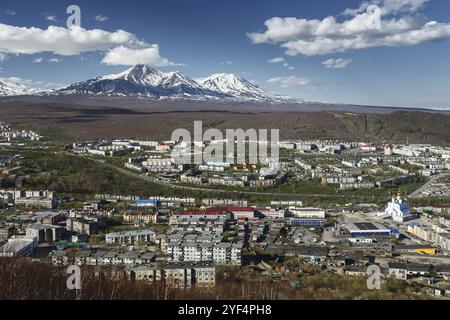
[0, 225, 14, 241]
[256, 207, 285, 219]
[66, 218, 102, 235]
[12, 190, 57, 209]
[123, 212, 157, 224]
[288, 207, 326, 219]
[51, 250, 155, 267]
[0, 235, 38, 257]
[167, 242, 243, 266]
[32, 211, 64, 225]
[128, 263, 215, 289]
[105, 229, 155, 245]
[202, 199, 248, 207]
[25, 224, 64, 243]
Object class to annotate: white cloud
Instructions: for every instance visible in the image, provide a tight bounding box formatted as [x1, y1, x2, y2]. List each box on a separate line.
[5, 9, 16, 16]
[101, 45, 175, 67]
[220, 61, 233, 65]
[45, 15, 59, 22]
[0, 23, 176, 66]
[322, 58, 352, 69]
[267, 76, 314, 87]
[248, 0, 450, 56]
[344, 0, 430, 16]
[268, 57, 285, 63]
[32, 57, 60, 63]
[5, 76, 64, 89]
[268, 57, 294, 70]
[0, 52, 6, 62]
[0, 24, 140, 55]
[94, 14, 108, 22]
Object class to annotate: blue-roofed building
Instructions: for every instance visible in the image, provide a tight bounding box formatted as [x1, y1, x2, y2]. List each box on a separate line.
[134, 199, 161, 208]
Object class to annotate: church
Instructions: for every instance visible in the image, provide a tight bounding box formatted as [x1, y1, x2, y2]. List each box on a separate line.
[384, 195, 414, 223]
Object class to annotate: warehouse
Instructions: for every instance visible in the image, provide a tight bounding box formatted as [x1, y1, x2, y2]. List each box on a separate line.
[345, 222, 391, 237]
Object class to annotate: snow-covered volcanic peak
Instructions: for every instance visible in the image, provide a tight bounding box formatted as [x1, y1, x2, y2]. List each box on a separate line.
[0, 78, 39, 96]
[101, 64, 164, 86]
[199, 73, 266, 97]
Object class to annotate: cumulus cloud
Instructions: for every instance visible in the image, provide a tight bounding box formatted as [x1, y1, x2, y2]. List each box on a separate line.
[0, 23, 176, 66]
[267, 76, 314, 87]
[101, 45, 175, 66]
[5, 9, 16, 16]
[48, 58, 60, 63]
[248, 0, 450, 56]
[0, 24, 140, 55]
[94, 14, 108, 22]
[344, 0, 430, 16]
[268, 57, 285, 63]
[322, 58, 352, 69]
[0, 52, 6, 62]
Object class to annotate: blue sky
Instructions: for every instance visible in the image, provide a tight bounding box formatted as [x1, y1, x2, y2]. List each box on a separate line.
[1, 0, 450, 109]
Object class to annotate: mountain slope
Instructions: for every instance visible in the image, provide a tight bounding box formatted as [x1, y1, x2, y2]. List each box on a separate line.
[198, 73, 296, 103]
[0, 78, 39, 96]
[50, 65, 300, 103]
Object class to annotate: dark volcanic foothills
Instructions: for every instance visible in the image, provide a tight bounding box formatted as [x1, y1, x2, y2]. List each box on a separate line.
[0, 97, 449, 145]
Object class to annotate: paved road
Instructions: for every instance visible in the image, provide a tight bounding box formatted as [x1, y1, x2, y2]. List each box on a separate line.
[90, 158, 383, 199]
[409, 172, 450, 198]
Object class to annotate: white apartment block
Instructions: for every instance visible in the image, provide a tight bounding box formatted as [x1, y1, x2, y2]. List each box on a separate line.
[168, 242, 243, 265]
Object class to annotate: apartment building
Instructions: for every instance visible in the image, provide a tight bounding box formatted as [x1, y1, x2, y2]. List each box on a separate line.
[123, 212, 157, 224]
[167, 242, 243, 265]
[128, 263, 215, 289]
[288, 207, 326, 219]
[105, 229, 155, 245]
[66, 218, 102, 235]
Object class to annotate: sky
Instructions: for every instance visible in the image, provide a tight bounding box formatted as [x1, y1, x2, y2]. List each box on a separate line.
[1, 0, 450, 109]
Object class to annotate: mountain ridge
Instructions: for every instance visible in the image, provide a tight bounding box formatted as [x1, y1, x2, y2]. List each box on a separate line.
[0, 65, 302, 104]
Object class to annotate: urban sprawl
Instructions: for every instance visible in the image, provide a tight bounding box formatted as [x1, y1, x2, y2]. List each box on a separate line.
[1, 121, 450, 297]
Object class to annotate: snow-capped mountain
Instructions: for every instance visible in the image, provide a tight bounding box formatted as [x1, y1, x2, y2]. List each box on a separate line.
[0, 78, 39, 96]
[55, 65, 226, 99]
[198, 73, 294, 103]
[0, 65, 301, 104]
[51, 65, 301, 104]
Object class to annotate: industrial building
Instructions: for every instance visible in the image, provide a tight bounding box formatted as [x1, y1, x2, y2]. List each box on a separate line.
[345, 222, 392, 237]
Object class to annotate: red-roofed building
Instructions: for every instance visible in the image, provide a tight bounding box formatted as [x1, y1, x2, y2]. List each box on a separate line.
[226, 207, 255, 220]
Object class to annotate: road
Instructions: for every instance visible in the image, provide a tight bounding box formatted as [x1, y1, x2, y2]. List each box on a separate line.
[90, 158, 382, 199]
[409, 172, 450, 199]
